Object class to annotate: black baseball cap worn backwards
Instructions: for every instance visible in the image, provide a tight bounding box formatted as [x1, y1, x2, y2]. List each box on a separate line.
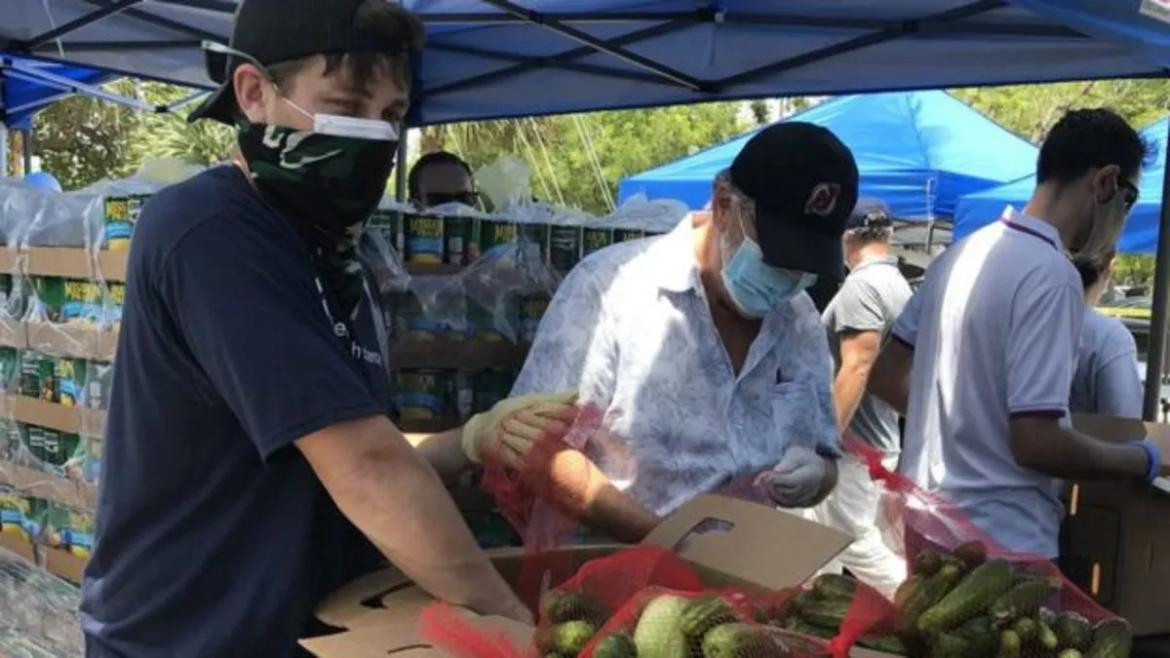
[729, 122, 859, 280]
[189, 0, 409, 124]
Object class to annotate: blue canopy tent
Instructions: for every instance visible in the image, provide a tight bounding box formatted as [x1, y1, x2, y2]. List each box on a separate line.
[1, 56, 110, 129]
[2, 0, 1170, 415]
[617, 91, 1038, 220]
[953, 118, 1169, 254]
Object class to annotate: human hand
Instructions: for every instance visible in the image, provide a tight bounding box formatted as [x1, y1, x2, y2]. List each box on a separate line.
[461, 391, 578, 468]
[754, 445, 829, 507]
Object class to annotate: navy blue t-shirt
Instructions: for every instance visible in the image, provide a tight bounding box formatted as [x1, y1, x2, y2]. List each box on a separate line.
[80, 166, 389, 656]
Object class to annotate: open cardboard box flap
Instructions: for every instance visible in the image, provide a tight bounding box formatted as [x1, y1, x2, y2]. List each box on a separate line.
[304, 494, 855, 656]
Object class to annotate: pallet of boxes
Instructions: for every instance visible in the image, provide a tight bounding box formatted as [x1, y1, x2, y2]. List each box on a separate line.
[0, 176, 156, 656]
[368, 197, 681, 547]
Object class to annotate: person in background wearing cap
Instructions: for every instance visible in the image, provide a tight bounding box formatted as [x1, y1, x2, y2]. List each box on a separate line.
[410, 150, 480, 210]
[869, 109, 1163, 558]
[811, 200, 911, 598]
[503, 123, 859, 542]
[1070, 249, 1143, 419]
[79, 2, 575, 656]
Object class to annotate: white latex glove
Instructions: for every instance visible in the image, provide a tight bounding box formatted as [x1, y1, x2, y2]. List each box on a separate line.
[461, 390, 578, 468]
[754, 445, 828, 508]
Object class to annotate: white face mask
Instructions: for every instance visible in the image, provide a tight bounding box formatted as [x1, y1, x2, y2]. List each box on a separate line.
[283, 96, 399, 141]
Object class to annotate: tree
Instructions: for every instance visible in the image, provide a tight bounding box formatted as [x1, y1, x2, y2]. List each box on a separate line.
[421, 102, 746, 214]
[31, 88, 137, 190]
[128, 82, 236, 167]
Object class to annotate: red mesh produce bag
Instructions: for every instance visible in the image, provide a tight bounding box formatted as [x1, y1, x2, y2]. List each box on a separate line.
[839, 439, 1132, 658]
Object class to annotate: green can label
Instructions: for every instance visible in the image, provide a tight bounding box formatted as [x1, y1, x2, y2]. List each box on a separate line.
[582, 226, 615, 257]
[33, 277, 114, 324]
[549, 225, 583, 272]
[55, 357, 88, 407]
[394, 369, 455, 421]
[613, 228, 646, 243]
[517, 222, 550, 261]
[21, 352, 55, 401]
[369, 209, 403, 253]
[443, 215, 466, 266]
[520, 295, 549, 344]
[479, 219, 518, 257]
[104, 194, 149, 250]
[403, 213, 444, 264]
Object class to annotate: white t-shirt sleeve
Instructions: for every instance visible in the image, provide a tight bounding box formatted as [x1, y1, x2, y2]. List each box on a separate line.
[1006, 280, 1084, 416]
[1093, 319, 1144, 419]
[892, 286, 925, 347]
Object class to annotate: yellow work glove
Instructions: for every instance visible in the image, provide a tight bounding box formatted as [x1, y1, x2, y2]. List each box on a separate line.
[461, 390, 579, 469]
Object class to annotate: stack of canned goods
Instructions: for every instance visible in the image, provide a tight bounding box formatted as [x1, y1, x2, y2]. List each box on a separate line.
[390, 368, 517, 425]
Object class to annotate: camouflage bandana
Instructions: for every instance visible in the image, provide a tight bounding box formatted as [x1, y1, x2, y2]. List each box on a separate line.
[238, 121, 397, 319]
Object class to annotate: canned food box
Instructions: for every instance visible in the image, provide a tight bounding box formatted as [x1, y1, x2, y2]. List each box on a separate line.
[519, 295, 550, 344]
[0, 491, 30, 541]
[54, 357, 87, 407]
[20, 351, 56, 401]
[465, 297, 518, 344]
[403, 212, 444, 265]
[516, 221, 550, 262]
[368, 208, 403, 253]
[392, 292, 460, 341]
[0, 419, 20, 462]
[0, 347, 18, 392]
[63, 510, 94, 558]
[582, 225, 615, 257]
[443, 215, 466, 266]
[393, 369, 456, 421]
[39, 428, 80, 470]
[473, 369, 516, 414]
[549, 224, 583, 273]
[613, 227, 646, 243]
[477, 218, 519, 261]
[32, 277, 113, 325]
[86, 361, 113, 411]
[104, 194, 150, 250]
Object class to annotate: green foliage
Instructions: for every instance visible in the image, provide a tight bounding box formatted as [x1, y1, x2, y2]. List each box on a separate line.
[421, 102, 745, 214]
[32, 89, 138, 190]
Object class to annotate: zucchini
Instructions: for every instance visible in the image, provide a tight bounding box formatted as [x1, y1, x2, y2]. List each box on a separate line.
[593, 633, 637, 658]
[858, 633, 909, 655]
[634, 594, 690, 658]
[895, 575, 924, 610]
[999, 629, 1021, 658]
[679, 596, 739, 638]
[701, 623, 792, 658]
[1059, 651, 1084, 658]
[989, 578, 1060, 624]
[537, 621, 596, 655]
[927, 632, 973, 658]
[896, 563, 963, 635]
[1054, 612, 1093, 651]
[541, 590, 611, 626]
[915, 549, 943, 577]
[812, 573, 858, 602]
[1011, 617, 1037, 643]
[1085, 619, 1132, 658]
[954, 616, 998, 656]
[796, 598, 849, 631]
[1038, 621, 1059, 651]
[950, 541, 987, 570]
[918, 561, 1014, 632]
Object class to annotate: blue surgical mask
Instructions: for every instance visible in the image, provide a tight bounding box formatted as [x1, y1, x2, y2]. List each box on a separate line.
[720, 235, 818, 318]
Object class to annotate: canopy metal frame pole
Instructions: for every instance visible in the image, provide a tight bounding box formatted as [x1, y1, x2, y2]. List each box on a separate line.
[0, 126, 8, 178]
[20, 128, 32, 175]
[395, 132, 409, 203]
[17, 0, 143, 51]
[1143, 160, 1170, 420]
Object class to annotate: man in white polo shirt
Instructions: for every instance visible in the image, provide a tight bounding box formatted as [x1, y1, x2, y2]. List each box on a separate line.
[869, 109, 1162, 558]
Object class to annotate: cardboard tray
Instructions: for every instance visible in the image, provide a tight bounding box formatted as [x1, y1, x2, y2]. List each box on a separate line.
[25, 321, 119, 362]
[301, 494, 873, 657]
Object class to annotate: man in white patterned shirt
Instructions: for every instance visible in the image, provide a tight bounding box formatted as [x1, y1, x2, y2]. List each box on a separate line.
[511, 124, 859, 541]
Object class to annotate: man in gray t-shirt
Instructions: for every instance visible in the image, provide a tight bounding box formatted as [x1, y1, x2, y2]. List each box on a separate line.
[812, 200, 911, 596]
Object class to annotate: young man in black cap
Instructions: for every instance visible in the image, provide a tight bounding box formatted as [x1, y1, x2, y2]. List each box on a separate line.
[80, 2, 575, 655]
[506, 123, 858, 542]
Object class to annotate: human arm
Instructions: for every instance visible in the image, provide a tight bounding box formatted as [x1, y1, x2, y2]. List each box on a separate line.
[298, 416, 529, 621]
[835, 330, 882, 430]
[507, 264, 660, 540]
[1089, 322, 1144, 420]
[1007, 279, 1153, 481]
[869, 338, 914, 415]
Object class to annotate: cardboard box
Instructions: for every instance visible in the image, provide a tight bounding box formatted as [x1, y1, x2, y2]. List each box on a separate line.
[0, 459, 97, 511]
[302, 494, 875, 657]
[0, 317, 26, 350]
[1063, 414, 1170, 635]
[23, 247, 127, 283]
[42, 544, 85, 583]
[10, 394, 105, 436]
[26, 321, 119, 362]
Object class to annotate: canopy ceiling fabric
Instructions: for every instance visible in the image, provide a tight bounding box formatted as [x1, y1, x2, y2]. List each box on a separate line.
[1, 56, 111, 129]
[953, 118, 1169, 254]
[0, 1, 1167, 127]
[617, 90, 1039, 219]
